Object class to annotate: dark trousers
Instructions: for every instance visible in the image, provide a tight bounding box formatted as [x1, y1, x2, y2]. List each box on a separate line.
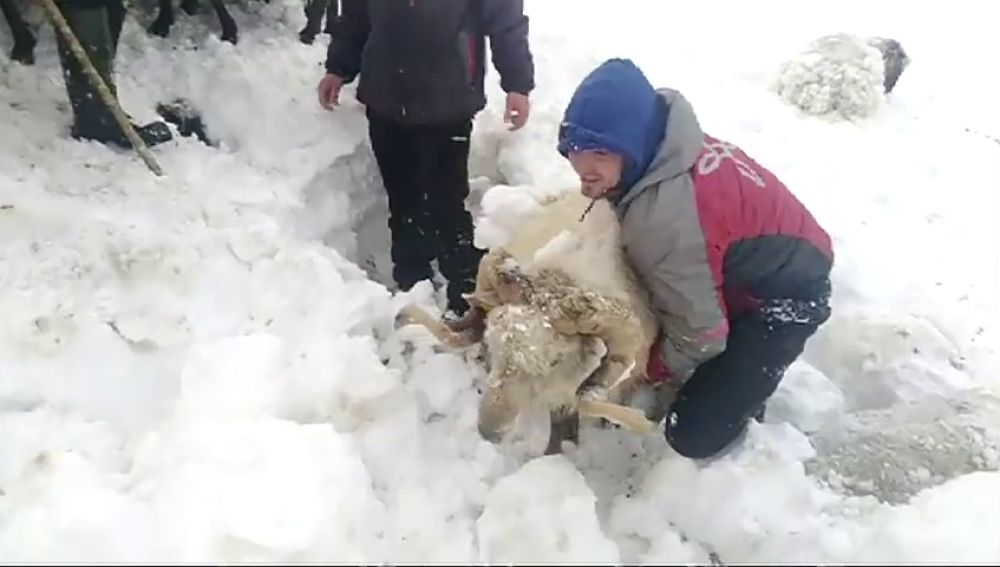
[54, 0, 126, 136]
[665, 287, 832, 459]
[366, 109, 484, 314]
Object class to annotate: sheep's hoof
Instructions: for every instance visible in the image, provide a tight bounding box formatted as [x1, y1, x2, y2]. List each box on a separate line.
[478, 422, 508, 444]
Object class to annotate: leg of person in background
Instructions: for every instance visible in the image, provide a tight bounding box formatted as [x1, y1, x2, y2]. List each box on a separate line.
[1, 0, 37, 64]
[420, 117, 483, 317]
[322, 0, 339, 35]
[54, 0, 172, 148]
[298, 0, 327, 44]
[366, 109, 436, 294]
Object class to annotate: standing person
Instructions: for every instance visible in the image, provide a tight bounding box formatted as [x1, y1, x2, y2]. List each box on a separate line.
[557, 58, 835, 460]
[317, 0, 534, 317]
[54, 0, 173, 148]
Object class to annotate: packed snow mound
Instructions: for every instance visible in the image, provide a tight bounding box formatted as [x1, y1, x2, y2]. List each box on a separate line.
[477, 456, 621, 564]
[0, 418, 387, 563]
[773, 33, 890, 120]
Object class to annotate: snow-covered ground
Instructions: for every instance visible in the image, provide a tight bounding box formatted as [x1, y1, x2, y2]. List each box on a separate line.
[2, 0, 999, 562]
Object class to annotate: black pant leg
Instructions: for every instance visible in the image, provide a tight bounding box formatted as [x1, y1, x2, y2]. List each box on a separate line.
[418, 118, 483, 314]
[366, 110, 434, 290]
[664, 291, 832, 459]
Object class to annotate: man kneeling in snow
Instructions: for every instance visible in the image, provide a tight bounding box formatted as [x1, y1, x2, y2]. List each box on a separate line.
[557, 59, 836, 459]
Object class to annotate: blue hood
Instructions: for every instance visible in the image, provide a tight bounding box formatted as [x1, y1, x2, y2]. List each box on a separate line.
[557, 58, 667, 191]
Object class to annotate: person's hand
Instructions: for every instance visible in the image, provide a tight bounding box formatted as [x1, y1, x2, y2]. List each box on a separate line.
[504, 92, 530, 130]
[318, 73, 345, 110]
[645, 343, 671, 383]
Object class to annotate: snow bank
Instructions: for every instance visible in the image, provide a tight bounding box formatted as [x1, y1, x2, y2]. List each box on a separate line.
[477, 456, 621, 564]
[1, 0, 998, 563]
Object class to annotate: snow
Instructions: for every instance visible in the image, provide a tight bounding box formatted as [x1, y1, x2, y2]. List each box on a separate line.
[1, 0, 999, 563]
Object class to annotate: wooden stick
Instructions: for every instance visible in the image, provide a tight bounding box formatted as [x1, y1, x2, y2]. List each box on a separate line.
[40, 0, 164, 177]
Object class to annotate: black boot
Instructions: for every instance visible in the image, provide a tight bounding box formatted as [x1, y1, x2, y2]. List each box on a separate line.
[55, 2, 172, 149]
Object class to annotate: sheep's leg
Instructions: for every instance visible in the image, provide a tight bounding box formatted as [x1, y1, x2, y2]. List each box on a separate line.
[207, 0, 237, 44]
[545, 411, 579, 455]
[578, 399, 657, 434]
[148, 0, 174, 37]
[1, 0, 36, 65]
[395, 304, 480, 349]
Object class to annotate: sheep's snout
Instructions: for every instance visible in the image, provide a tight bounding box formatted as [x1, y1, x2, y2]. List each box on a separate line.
[478, 421, 510, 444]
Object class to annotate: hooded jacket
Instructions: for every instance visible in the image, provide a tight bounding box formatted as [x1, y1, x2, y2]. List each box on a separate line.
[559, 59, 833, 383]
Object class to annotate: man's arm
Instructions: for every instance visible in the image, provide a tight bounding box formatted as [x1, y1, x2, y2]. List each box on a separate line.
[478, 0, 534, 95]
[629, 203, 729, 384]
[324, 0, 369, 81]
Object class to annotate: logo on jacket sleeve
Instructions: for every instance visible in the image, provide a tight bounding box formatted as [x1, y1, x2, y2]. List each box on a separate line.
[696, 138, 767, 188]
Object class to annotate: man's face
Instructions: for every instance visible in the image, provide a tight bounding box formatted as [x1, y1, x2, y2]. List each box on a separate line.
[568, 149, 623, 199]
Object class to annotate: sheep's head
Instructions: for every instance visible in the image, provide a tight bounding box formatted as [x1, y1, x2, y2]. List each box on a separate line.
[476, 303, 604, 443]
[865, 36, 910, 94]
[493, 257, 534, 305]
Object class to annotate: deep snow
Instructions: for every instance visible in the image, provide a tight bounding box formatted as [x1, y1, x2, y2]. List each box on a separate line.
[1, 0, 999, 563]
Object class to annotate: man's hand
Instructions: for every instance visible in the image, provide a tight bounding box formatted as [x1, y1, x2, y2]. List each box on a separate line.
[645, 343, 671, 383]
[504, 92, 530, 130]
[318, 73, 345, 110]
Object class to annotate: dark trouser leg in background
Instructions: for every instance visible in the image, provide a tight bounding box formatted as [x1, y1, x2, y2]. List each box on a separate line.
[106, 0, 124, 48]
[367, 110, 435, 292]
[1, 0, 37, 64]
[420, 118, 483, 315]
[55, 0, 172, 148]
[664, 292, 832, 460]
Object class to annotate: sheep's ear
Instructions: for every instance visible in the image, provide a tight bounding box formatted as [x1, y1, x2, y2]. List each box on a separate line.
[394, 304, 478, 349]
[578, 399, 657, 434]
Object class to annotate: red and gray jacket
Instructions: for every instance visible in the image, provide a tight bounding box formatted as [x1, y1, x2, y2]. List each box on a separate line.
[325, 0, 534, 125]
[615, 89, 834, 383]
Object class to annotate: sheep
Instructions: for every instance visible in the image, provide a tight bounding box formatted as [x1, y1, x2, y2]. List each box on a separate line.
[395, 188, 660, 454]
[773, 33, 910, 120]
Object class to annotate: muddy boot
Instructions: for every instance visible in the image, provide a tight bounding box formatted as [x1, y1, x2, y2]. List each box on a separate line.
[56, 1, 172, 149]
